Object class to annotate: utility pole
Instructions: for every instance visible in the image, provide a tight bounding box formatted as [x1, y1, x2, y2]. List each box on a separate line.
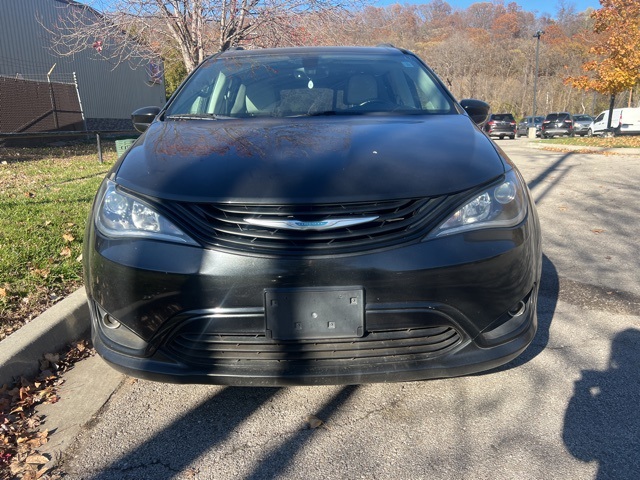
[532, 30, 544, 117]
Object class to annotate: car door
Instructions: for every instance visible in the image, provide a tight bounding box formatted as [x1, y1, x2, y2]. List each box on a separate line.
[592, 112, 607, 135]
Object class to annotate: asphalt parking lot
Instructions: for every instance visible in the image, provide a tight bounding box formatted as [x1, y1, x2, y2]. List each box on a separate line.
[45, 141, 640, 479]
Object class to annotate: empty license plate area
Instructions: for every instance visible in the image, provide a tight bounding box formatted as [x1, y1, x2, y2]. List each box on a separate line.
[265, 287, 364, 340]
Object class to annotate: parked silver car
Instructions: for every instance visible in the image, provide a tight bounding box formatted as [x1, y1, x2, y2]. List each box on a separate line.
[517, 116, 544, 137]
[572, 114, 593, 137]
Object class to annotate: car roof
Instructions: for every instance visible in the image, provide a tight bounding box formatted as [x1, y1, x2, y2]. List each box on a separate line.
[216, 45, 407, 58]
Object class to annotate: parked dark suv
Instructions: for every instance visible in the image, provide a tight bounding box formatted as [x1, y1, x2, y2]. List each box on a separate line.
[484, 113, 516, 139]
[541, 112, 574, 138]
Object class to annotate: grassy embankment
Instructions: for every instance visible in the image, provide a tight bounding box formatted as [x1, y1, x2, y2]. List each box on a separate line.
[0, 143, 117, 339]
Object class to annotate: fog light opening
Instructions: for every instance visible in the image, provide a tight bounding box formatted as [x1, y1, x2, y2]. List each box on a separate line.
[101, 313, 121, 330]
[508, 301, 526, 318]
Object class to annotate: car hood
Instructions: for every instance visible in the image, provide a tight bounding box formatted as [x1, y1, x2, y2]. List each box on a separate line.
[115, 115, 506, 203]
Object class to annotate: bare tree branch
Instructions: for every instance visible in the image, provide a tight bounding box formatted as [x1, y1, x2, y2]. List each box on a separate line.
[45, 0, 362, 75]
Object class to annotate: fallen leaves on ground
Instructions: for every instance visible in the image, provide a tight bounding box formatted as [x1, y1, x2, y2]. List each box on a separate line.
[0, 340, 95, 479]
[0, 283, 83, 342]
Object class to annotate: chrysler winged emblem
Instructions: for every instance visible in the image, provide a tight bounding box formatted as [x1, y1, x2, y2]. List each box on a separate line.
[244, 216, 379, 231]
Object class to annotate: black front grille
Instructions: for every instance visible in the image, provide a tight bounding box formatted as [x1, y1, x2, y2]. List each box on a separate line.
[166, 195, 467, 255]
[164, 326, 462, 367]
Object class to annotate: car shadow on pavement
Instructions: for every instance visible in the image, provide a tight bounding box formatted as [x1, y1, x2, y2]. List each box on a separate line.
[562, 328, 640, 479]
[77, 384, 358, 479]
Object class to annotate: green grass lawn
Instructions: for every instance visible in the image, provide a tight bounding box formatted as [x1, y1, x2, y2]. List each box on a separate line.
[0, 143, 117, 338]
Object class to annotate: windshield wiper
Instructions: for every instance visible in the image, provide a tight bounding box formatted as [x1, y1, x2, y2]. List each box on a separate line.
[166, 113, 227, 120]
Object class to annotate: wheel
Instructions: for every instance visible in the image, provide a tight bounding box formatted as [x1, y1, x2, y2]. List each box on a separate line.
[510, 135, 515, 140]
[587, 128, 593, 137]
[499, 135, 504, 139]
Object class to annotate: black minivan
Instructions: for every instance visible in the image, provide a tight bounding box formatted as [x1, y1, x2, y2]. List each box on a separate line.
[84, 46, 541, 385]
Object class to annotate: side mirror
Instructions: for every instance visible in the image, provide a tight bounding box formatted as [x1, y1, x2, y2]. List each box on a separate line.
[132, 106, 161, 133]
[460, 99, 490, 126]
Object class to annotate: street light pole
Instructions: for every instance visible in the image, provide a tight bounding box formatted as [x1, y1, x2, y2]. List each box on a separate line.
[532, 30, 544, 117]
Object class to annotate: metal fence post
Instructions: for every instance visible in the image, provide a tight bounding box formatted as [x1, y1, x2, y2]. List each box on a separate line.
[96, 133, 103, 164]
[73, 72, 88, 133]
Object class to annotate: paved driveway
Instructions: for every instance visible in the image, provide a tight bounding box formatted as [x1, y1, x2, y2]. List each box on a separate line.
[55, 142, 640, 479]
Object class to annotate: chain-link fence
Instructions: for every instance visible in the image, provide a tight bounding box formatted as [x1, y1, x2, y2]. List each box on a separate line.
[0, 75, 85, 134]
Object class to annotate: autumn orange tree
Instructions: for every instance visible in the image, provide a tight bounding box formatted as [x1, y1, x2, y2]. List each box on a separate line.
[565, 0, 640, 131]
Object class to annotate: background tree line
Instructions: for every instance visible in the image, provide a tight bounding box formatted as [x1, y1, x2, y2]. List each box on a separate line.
[303, 0, 639, 118]
[54, 0, 640, 119]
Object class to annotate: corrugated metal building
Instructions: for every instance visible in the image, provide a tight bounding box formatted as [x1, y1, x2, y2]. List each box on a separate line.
[0, 0, 165, 131]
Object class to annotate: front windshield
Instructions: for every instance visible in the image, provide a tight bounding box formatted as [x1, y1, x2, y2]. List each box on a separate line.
[166, 51, 455, 118]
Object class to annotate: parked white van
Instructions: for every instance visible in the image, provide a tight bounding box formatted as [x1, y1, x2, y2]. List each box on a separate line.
[589, 108, 640, 136]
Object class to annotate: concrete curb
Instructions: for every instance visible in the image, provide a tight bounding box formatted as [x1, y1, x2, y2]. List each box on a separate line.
[0, 287, 90, 386]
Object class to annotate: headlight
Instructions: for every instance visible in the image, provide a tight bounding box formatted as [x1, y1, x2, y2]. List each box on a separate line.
[429, 169, 528, 238]
[95, 180, 197, 245]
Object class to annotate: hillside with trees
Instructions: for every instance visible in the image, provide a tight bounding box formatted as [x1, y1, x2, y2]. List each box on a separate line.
[305, 0, 638, 118]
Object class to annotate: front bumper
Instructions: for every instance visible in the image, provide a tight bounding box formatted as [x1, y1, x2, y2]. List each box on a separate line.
[85, 212, 541, 385]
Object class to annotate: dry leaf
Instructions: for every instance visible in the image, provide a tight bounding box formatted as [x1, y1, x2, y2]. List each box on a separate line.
[62, 233, 75, 243]
[592, 228, 605, 234]
[25, 454, 49, 465]
[0, 287, 6, 298]
[60, 247, 72, 257]
[306, 414, 324, 429]
[36, 465, 52, 478]
[31, 269, 49, 279]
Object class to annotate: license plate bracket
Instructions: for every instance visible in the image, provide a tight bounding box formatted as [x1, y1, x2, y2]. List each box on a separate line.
[265, 287, 364, 340]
